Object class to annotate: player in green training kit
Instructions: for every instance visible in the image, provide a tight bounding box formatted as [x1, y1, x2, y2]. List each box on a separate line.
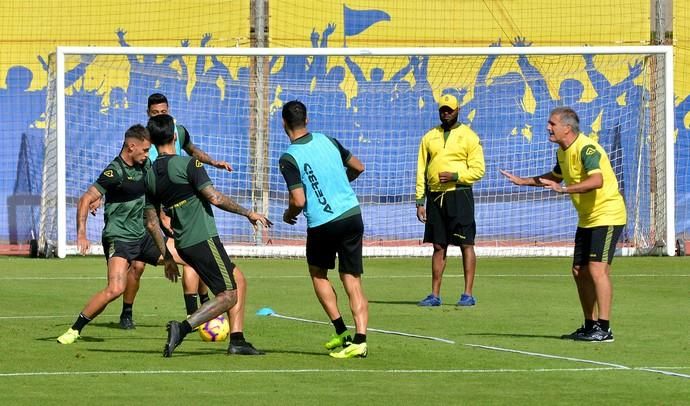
[144, 114, 272, 357]
[57, 124, 177, 344]
[500, 107, 625, 342]
[90, 93, 231, 329]
[146, 93, 254, 346]
[279, 100, 369, 359]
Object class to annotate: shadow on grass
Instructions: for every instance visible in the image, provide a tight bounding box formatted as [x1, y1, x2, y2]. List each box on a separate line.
[86, 347, 212, 357]
[85, 347, 326, 358]
[89, 321, 163, 330]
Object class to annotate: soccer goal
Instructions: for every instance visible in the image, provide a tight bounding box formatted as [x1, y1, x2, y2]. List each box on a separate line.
[38, 45, 674, 258]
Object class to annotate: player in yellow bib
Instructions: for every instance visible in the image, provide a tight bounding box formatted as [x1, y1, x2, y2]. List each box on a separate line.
[500, 107, 625, 343]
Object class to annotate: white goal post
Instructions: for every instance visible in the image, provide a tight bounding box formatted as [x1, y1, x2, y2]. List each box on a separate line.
[39, 45, 675, 258]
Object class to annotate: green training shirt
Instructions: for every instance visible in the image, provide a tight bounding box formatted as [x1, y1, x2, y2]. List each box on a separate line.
[92, 156, 150, 242]
[145, 154, 218, 249]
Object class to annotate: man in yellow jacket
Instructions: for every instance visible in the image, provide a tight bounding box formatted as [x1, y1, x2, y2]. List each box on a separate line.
[415, 94, 485, 307]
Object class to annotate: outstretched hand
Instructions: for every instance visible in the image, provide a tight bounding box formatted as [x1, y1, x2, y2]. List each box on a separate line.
[201, 33, 212, 47]
[247, 212, 273, 229]
[323, 22, 336, 37]
[511, 36, 532, 47]
[211, 160, 233, 172]
[499, 169, 524, 186]
[539, 177, 566, 193]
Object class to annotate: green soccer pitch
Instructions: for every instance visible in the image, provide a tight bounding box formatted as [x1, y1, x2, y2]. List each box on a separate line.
[0, 256, 688, 404]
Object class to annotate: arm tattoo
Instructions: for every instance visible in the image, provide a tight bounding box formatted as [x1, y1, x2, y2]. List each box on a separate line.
[200, 186, 249, 216]
[76, 188, 100, 236]
[144, 208, 167, 257]
[188, 144, 213, 165]
[77, 210, 88, 236]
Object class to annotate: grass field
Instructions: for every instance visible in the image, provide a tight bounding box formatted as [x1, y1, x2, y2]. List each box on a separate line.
[0, 255, 688, 405]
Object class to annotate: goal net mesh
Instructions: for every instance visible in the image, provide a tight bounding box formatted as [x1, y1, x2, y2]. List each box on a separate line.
[39, 49, 668, 257]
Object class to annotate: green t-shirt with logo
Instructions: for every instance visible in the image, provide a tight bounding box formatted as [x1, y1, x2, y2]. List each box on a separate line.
[145, 154, 218, 249]
[93, 156, 150, 242]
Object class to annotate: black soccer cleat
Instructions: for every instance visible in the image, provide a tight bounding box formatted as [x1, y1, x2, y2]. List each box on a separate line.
[574, 325, 614, 343]
[227, 340, 265, 355]
[560, 325, 590, 340]
[163, 320, 185, 357]
[119, 316, 136, 330]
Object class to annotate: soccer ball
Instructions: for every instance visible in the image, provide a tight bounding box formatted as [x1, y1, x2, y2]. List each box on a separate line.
[198, 315, 230, 342]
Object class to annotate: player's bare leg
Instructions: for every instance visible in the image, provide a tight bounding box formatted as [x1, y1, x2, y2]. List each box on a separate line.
[186, 289, 238, 328]
[340, 273, 368, 335]
[431, 243, 448, 297]
[588, 261, 612, 321]
[58, 256, 129, 344]
[309, 265, 341, 320]
[164, 289, 238, 357]
[330, 272, 369, 359]
[83, 256, 130, 318]
[119, 260, 145, 328]
[228, 267, 246, 334]
[573, 262, 615, 342]
[460, 244, 476, 296]
[572, 265, 597, 320]
[225, 266, 263, 355]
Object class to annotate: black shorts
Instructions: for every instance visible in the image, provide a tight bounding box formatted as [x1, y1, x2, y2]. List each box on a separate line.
[177, 236, 237, 295]
[102, 233, 161, 265]
[573, 225, 624, 266]
[423, 187, 476, 246]
[306, 213, 364, 275]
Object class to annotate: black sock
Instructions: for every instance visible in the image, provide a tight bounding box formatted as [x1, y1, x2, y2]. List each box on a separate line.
[597, 319, 610, 331]
[184, 294, 198, 316]
[121, 302, 133, 318]
[230, 332, 245, 344]
[353, 333, 366, 344]
[199, 293, 210, 304]
[584, 319, 596, 330]
[180, 320, 193, 337]
[331, 317, 348, 335]
[72, 313, 91, 333]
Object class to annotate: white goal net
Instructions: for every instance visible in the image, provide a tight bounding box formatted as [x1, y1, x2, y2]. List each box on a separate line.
[39, 46, 674, 258]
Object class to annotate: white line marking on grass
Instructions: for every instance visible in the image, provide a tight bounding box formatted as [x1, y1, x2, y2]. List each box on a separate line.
[2, 274, 689, 281]
[0, 367, 629, 378]
[466, 344, 690, 379]
[466, 344, 629, 369]
[266, 312, 455, 344]
[636, 368, 690, 378]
